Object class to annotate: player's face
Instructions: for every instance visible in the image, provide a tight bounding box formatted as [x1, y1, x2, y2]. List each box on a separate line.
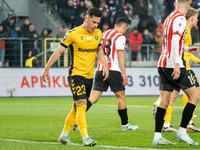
[192, 14, 198, 27]
[86, 16, 101, 33]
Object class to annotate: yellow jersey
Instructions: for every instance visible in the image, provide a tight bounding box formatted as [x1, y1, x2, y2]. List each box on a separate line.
[61, 25, 102, 79]
[25, 57, 37, 68]
[183, 27, 199, 70]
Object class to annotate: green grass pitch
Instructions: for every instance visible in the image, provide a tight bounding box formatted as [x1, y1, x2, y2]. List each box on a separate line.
[0, 96, 200, 150]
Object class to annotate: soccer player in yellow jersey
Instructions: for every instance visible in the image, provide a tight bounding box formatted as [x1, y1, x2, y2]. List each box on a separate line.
[42, 8, 109, 146]
[152, 7, 200, 132]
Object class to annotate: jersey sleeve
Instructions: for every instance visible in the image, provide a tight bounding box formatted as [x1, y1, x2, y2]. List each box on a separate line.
[115, 36, 125, 51]
[98, 30, 102, 47]
[172, 16, 186, 37]
[190, 53, 199, 63]
[61, 30, 74, 48]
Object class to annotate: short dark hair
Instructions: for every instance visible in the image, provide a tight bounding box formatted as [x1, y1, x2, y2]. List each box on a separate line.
[86, 7, 102, 18]
[115, 17, 129, 27]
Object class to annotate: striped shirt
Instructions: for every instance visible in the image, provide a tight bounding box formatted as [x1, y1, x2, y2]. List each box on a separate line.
[157, 11, 186, 68]
[97, 29, 125, 72]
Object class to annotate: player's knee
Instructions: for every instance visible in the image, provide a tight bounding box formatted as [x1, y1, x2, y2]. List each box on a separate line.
[121, 94, 126, 101]
[173, 93, 179, 99]
[89, 95, 99, 104]
[159, 98, 170, 109]
[188, 92, 200, 105]
[115, 92, 126, 101]
[91, 98, 99, 104]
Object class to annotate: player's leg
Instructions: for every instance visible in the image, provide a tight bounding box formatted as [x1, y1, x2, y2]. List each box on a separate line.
[88, 90, 103, 106]
[107, 70, 138, 130]
[73, 71, 107, 132]
[58, 76, 79, 144]
[59, 76, 97, 146]
[75, 99, 96, 146]
[87, 70, 108, 111]
[78, 77, 98, 146]
[73, 88, 103, 131]
[58, 102, 76, 145]
[153, 67, 176, 145]
[175, 86, 199, 145]
[172, 68, 199, 145]
[114, 90, 138, 130]
[163, 89, 179, 132]
[183, 71, 200, 132]
[183, 88, 200, 132]
[73, 90, 102, 131]
[154, 91, 179, 144]
[153, 90, 176, 145]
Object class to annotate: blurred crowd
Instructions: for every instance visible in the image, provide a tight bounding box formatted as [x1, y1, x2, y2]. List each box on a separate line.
[50, 0, 200, 61]
[0, 12, 70, 67]
[0, 0, 200, 67]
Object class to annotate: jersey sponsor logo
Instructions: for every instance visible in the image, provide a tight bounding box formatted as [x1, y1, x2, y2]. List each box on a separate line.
[94, 35, 99, 41]
[63, 34, 67, 41]
[87, 36, 92, 40]
[78, 48, 97, 53]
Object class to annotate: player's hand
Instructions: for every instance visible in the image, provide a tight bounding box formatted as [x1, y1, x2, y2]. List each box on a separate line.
[102, 67, 109, 81]
[188, 46, 198, 55]
[122, 73, 128, 86]
[42, 69, 49, 82]
[171, 63, 180, 80]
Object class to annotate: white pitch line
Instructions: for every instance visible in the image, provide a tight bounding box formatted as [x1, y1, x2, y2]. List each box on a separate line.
[0, 139, 163, 150]
[95, 104, 184, 109]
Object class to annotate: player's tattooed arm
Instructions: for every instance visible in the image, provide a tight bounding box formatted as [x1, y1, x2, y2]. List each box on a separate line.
[97, 46, 109, 81]
[97, 51, 104, 58]
[97, 46, 104, 58]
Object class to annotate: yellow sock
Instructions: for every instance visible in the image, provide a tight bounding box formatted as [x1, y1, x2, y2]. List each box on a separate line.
[182, 93, 188, 108]
[63, 105, 76, 133]
[182, 93, 197, 122]
[164, 103, 173, 124]
[76, 104, 88, 137]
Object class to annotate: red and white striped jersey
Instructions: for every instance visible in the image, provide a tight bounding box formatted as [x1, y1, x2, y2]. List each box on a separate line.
[97, 29, 125, 72]
[157, 11, 186, 68]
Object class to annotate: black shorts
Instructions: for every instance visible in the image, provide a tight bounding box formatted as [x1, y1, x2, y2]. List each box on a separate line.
[158, 67, 195, 91]
[93, 70, 125, 92]
[173, 87, 181, 92]
[68, 75, 93, 101]
[189, 70, 199, 87]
